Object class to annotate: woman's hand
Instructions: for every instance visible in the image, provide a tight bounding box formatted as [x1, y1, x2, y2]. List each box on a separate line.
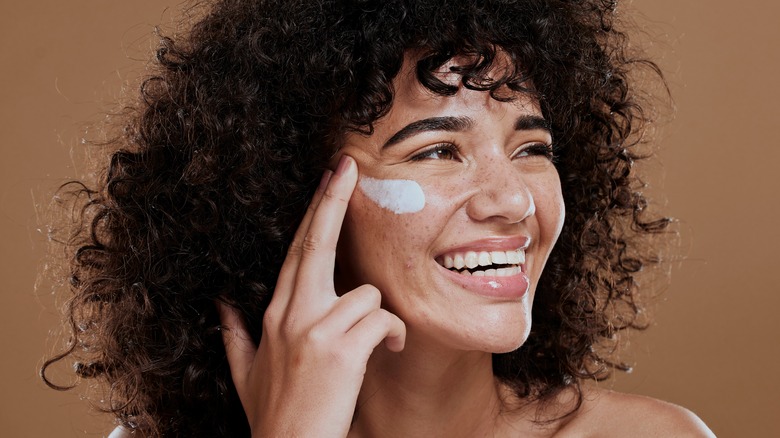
[217, 155, 407, 438]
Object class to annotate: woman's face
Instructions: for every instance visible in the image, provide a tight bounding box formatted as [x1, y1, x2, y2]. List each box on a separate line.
[334, 58, 565, 353]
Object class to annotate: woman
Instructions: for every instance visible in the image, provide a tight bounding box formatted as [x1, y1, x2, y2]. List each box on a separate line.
[44, 0, 714, 436]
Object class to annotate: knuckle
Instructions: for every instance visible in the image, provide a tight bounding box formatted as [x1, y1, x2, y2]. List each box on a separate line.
[301, 233, 322, 253]
[286, 242, 303, 257]
[304, 326, 329, 348]
[374, 308, 391, 325]
[261, 306, 279, 331]
[301, 233, 336, 257]
[358, 285, 382, 306]
[263, 302, 296, 336]
[321, 187, 348, 205]
[372, 309, 395, 329]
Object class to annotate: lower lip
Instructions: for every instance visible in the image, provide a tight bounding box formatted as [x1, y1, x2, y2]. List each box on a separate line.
[436, 263, 529, 299]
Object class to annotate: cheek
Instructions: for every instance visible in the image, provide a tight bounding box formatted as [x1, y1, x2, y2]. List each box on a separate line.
[337, 189, 422, 283]
[531, 176, 565, 243]
[348, 178, 427, 239]
[337, 178, 453, 288]
[340, 194, 389, 260]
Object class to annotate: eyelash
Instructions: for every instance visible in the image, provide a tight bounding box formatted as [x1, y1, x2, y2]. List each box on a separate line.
[409, 142, 555, 162]
[410, 143, 460, 161]
[514, 142, 555, 161]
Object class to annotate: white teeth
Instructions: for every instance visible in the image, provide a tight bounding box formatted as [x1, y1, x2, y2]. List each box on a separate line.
[439, 246, 527, 280]
[477, 252, 491, 267]
[490, 251, 507, 264]
[440, 248, 525, 269]
[444, 254, 454, 269]
[453, 253, 465, 270]
[464, 251, 479, 269]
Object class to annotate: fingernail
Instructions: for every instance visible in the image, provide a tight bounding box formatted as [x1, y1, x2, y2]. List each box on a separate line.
[336, 155, 352, 176]
[319, 169, 333, 191]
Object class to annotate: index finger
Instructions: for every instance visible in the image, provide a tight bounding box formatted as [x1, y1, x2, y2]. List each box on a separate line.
[292, 154, 357, 302]
[273, 168, 333, 305]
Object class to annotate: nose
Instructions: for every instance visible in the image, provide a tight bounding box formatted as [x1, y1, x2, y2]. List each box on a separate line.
[465, 159, 535, 224]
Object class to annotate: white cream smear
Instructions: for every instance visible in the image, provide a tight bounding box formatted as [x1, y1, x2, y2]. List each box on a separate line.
[359, 176, 425, 214]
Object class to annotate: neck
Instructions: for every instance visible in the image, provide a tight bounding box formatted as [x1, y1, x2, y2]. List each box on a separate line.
[348, 332, 515, 438]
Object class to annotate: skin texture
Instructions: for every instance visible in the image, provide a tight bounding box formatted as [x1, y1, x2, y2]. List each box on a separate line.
[336, 59, 564, 356]
[217, 58, 715, 437]
[337, 59, 563, 437]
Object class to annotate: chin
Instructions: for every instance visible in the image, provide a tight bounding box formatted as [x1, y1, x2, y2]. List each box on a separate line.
[460, 316, 532, 354]
[484, 330, 530, 354]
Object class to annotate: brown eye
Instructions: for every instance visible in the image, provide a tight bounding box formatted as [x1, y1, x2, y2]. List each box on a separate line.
[514, 143, 554, 161]
[411, 144, 460, 161]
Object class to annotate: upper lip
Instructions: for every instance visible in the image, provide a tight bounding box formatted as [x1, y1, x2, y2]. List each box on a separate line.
[434, 236, 531, 259]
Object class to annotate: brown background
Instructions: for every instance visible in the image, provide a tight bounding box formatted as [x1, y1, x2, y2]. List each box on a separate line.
[1, 1, 777, 436]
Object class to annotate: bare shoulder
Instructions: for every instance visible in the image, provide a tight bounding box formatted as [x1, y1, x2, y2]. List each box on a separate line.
[108, 426, 148, 438]
[558, 386, 716, 438]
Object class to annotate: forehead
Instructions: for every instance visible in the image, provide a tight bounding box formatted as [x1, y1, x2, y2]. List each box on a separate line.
[336, 52, 544, 156]
[381, 59, 541, 131]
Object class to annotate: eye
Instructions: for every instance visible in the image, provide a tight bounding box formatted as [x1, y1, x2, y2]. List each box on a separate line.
[513, 142, 555, 161]
[410, 143, 460, 161]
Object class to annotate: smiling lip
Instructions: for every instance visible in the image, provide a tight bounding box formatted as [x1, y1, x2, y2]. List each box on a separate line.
[434, 236, 531, 299]
[435, 236, 531, 257]
[436, 262, 529, 299]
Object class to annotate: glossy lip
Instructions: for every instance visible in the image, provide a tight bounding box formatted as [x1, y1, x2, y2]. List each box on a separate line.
[434, 236, 532, 260]
[435, 261, 529, 300]
[433, 236, 532, 300]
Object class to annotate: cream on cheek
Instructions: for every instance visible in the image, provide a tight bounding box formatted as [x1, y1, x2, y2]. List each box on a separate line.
[358, 176, 426, 214]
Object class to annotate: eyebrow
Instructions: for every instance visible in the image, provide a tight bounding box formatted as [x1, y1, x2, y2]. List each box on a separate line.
[514, 115, 551, 133]
[382, 116, 473, 149]
[381, 115, 551, 149]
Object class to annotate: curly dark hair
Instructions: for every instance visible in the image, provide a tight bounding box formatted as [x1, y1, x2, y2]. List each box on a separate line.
[42, 0, 670, 436]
